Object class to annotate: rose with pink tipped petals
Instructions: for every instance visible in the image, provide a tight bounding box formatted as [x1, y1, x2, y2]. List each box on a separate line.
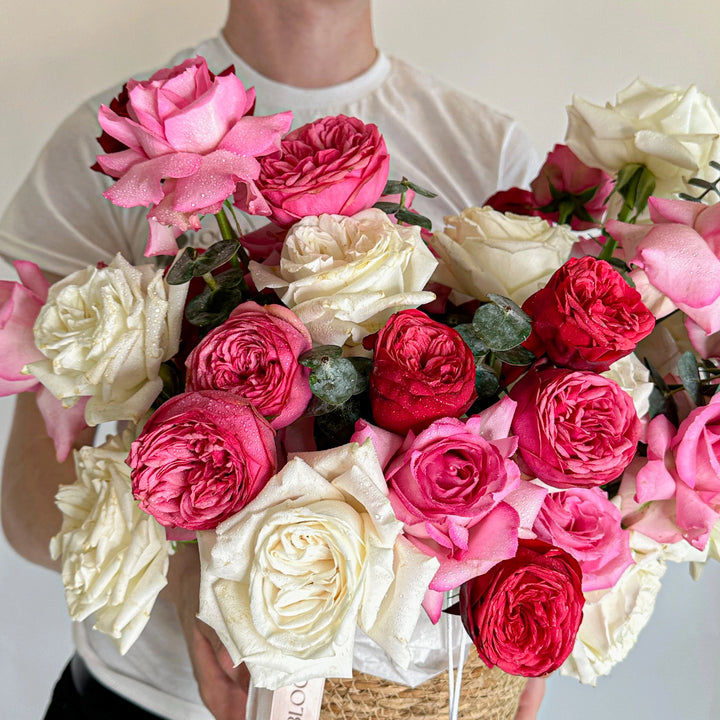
[607, 197, 720, 336]
[509, 365, 641, 489]
[256, 115, 390, 227]
[96, 57, 292, 256]
[128, 390, 277, 532]
[185, 302, 312, 429]
[533, 487, 633, 591]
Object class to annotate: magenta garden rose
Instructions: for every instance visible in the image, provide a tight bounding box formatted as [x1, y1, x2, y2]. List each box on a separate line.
[128, 390, 277, 533]
[533, 487, 633, 591]
[369, 309, 477, 434]
[509, 365, 641, 489]
[185, 302, 312, 429]
[523, 256, 655, 372]
[255, 114, 390, 227]
[459, 539, 585, 677]
[95, 57, 293, 256]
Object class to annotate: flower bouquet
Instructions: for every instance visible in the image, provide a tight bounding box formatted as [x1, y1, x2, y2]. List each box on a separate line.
[4, 58, 720, 720]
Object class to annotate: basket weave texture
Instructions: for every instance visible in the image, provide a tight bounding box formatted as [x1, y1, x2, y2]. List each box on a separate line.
[320, 650, 526, 720]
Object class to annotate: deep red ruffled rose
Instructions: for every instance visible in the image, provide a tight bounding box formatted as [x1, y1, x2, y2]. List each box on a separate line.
[369, 309, 476, 434]
[509, 365, 641, 488]
[459, 539, 584, 677]
[483, 187, 541, 217]
[523, 256, 655, 371]
[128, 390, 277, 532]
[255, 114, 390, 227]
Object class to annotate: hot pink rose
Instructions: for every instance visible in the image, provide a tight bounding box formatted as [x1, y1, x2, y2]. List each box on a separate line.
[255, 114, 390, 227]
[533, 487, 633, 591]
[128, 390, 277, 531]
[509, 365, 641, 488]
[185, 302, 312, 429]
[95, 57, 292, 256]
[607, 197, 720, 337]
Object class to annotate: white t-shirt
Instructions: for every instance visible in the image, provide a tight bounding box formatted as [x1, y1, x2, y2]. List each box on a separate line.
[0, 35, 540, 720]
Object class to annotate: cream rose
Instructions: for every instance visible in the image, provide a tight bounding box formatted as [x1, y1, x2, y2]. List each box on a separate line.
[428, 207, 575, 305]
[26, 253, 187, 425]
[566, 79, 720, 200]
[197, 440, 439, 690]
[601, 353, 654, 421]
[49, 431, 172, 654]
[248, 209, 437, 350]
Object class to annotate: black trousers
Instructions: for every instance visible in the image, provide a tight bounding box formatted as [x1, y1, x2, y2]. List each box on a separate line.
[43, 655, 166, 720]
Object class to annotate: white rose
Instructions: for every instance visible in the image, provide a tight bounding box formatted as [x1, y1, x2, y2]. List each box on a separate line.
[566, 79, 720, 200]
[428, 207, 575, 306]
[249, 209, 437, 350]
[49, 431, 172, 654]
[601, 353, 654, 420]
[197, 440, 439, 690]
[26, 253, 187, 425]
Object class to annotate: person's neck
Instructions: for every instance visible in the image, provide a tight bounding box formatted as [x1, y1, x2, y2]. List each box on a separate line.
[222, 0, 377, 88]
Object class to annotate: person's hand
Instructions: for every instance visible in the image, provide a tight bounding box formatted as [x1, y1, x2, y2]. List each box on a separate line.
[514, 677, 546, 720]
[166, 543, 249, 720]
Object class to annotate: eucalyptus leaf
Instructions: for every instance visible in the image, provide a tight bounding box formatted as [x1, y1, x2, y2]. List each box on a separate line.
[308, 357, 358, 406]
[472, 295, 532, 351]
[455, 324, 490, 357]
[299, 345, 344, 370]
[374, 201, 401, 214]
[495, 346, 536, 366]
[382, 180, 408, 195]
[192, 240, 239, 275]
[347, 357, 373, 395]
[678, 351, 701, 405]
[475, 362, 500, 398]
[402, 179, 438, 198]
[166, 248, 198, 285]
[396, 207, 432, 230]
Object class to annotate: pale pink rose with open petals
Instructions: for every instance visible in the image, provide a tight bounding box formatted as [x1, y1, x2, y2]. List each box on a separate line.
[607, 197, 720, 338]
[95, 57, 292, 256]
[510, 365, 641, 489]
[627, 394, 720, 550]
[256, 115, 390, 227]
[128, 390, 277, 532]
[533, 487, 633, 591]
[353, 397, 547, 622]
[185, 302, 312, 429]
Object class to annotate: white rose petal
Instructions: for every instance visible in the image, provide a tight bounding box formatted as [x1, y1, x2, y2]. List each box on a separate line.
[602, 353, 654, 420]
[428, 207, 576, 305]
[49, 430, 172, 654]
[249, 210, 437, 350]
[198, 440, 438, 690]
[26, 253, 187, 425]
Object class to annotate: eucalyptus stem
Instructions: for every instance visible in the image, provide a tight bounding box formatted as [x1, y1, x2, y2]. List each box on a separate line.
[215, 208, 251, 272]
[202, 272, 218, 291]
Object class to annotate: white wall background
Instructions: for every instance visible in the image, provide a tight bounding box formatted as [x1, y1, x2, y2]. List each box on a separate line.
[1, 1, 719, 719]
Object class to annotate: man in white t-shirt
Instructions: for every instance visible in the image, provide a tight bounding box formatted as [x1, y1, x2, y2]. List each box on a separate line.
[0, 2, 543, 719]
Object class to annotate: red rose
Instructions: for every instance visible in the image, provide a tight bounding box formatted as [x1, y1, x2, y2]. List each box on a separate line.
[483, 187, 542, 217]
[509, 365, 640, 488]
[255, 114, 390, 227]
[523, 256, 655, 372]
[459, 539, 584, 677]
[369, 310, 477, 434]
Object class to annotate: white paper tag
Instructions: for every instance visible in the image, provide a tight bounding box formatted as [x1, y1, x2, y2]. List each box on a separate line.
[268, 677, 326, 720]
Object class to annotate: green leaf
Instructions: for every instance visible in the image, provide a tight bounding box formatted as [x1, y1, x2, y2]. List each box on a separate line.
[615, 163, 644, 193]
[471, 295, 532, 351]
[308, 357, 358, 406]
[678, 351, 701, 405]
[214, 267, 247, 289]
[454, 324, 490, 357]
[382, 180, 408, 196]
[634, 167, 656, 215]
[192, 240, 239, 275]
[347, 357, 373, 395]
[402, 179, 438, 198]
[374, 201, 402, 214]
[166, 247, 198, 285]
[495, 346, 536, 366]
[710, 160, 720, 172]
[395, 207, 432, 230]
[644, 357, 670, 393]
[688, 178, 716, 190]
[299, 345, 343, 370]
[474, 362, 500, 399]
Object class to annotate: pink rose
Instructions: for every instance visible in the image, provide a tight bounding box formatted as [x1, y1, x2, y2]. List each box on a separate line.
[533, 487, 633, 591]
[185, 302, 312, 429]
[255, 115, 390, 227]
[95, 57, 292, 256]
[629, 394, 720, 549]
[128, 390, 277, 532]
[607, 197, 720, 338]
[509, 365, 641, 488]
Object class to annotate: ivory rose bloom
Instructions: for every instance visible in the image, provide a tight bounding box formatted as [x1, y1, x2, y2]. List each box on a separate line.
[601, 353, 654, 422]
[566, 79, 720, 199]
[428, 207, 575, 306]
[249, 209, 437, 349]
[197, 441, 438, 690]
[50, 431, 172, 654]
[26, 254, 187, 426]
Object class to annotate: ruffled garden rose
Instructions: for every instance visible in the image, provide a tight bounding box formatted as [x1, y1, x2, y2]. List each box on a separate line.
[459, 540, 584, 677]
[428, 207, 575, 306]
[607, 197, 720, 338]
[128, 390, 277, 532]
[197, 440, 438, 689]
[566, 79, 720, 200]
[256, 115, 390, 227]
[509, 365, 641, 489]
[523, 256, 655, 372]
[249, 209, 437, 349]
[95, 57, 293, 256]
[533, 487, 633, 591]
[185, 302, 312, 429]
[50, 431, 172, 654]
[25, 254, 187, 426]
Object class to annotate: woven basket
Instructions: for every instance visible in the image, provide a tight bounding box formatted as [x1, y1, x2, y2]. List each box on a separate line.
[320, 650, 526, 720]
